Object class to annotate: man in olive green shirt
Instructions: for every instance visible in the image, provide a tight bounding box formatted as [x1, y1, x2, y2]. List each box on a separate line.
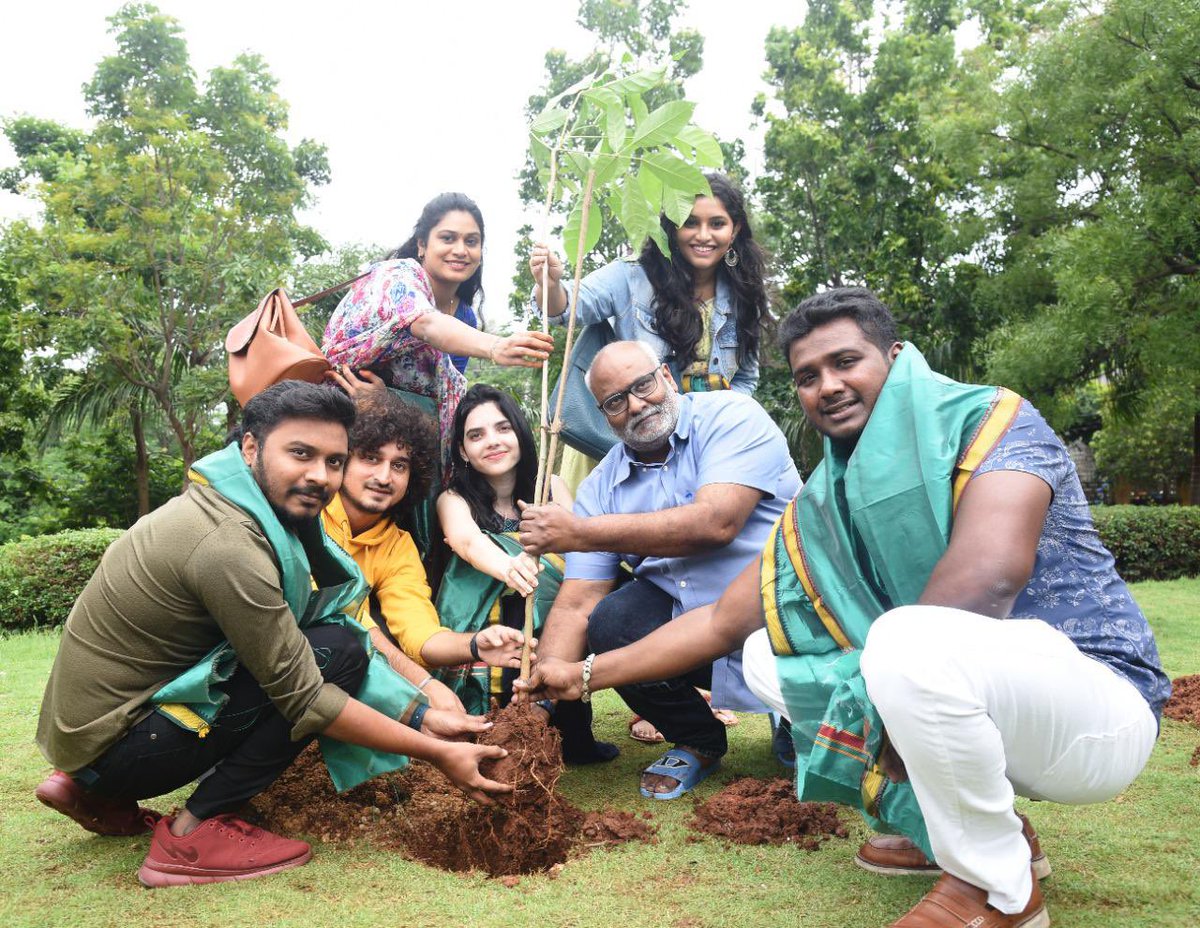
[35, 381, 510, 887]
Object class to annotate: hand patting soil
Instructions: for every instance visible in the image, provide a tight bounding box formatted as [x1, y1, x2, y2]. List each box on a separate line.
[1163, 674, 1200, 766]
[688, 776, 847, 848]
[248, 702, 656, 876]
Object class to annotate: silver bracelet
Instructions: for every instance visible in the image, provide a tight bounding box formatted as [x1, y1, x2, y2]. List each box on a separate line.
[580, 653, 596, 704]
[416, 675, 433, 691]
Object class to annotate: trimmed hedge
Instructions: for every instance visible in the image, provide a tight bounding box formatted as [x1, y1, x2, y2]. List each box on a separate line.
[0, 507, 1196, 633]
[0, 528, 121, 631]
[1091, 505, 1200, 582]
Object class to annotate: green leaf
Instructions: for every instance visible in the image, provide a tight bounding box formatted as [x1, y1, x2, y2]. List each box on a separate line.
[662, 185, 698, 226]
[648, 222, 671, 258]
[545, 70, 602, 109]
[608, 65, 668, 96]
[531, 107, 570, 136]
[620, 177, 654, 250]
[637, 166, 663, 216]
[585, 85, 627, 152]
[641, 150, 708, 195]
[592, 152, 628, 188]
[563, 150, 591, 180]
[562, 193, 602, 269]
[629, 100, 694, 152]
[676, 124, 723, 167]
[530, 134, 552, 170]
[628, 92, 649, 126]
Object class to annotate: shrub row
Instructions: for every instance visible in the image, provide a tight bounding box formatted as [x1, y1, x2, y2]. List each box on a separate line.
[0, 507, 1197, 633]
[0, 528, 121, 631]
[1090, 505, 1200, 582]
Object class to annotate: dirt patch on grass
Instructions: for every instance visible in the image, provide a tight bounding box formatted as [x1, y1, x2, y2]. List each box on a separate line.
[248, 703, 655, 876]
[1164, 675, 1200, 766]
[1164, 675, 1200, 726]
[688, 776, 847, 848]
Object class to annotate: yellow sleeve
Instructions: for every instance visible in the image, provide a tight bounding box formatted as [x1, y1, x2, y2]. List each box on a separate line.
[375, 530, 442, 666]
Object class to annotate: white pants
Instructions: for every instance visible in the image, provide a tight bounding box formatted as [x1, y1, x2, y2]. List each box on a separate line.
[742, 606, 1158, 913]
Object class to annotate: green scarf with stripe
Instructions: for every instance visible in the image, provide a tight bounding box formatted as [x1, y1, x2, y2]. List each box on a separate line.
[150, 442, 426, 793]
[762, 345, 1022, 857]
[434, 533, 563, 715]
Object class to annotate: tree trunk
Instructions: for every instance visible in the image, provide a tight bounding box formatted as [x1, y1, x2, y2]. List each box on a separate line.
[1190, 411, 1199, 506]
[132, 409, 151, 517]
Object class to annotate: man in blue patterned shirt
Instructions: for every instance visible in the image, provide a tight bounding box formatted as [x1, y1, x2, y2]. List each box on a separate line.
[520, 290, 1169, 928]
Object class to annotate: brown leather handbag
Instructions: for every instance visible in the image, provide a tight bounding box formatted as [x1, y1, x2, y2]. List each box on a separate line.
[225, 275, 366, 405]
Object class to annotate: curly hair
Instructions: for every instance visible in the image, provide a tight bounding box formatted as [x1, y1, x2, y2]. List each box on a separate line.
[347, 392, 438, 523]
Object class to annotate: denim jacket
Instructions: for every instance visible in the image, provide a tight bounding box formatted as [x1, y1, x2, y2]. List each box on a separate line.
[531, 258, 759, 394]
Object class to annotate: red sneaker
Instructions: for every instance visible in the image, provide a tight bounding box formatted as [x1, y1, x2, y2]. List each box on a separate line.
[137, 814, 312, 887]
[35, 771, 160, 836]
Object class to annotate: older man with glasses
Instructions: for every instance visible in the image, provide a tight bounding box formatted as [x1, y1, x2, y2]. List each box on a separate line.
[518, 340, 799, 800]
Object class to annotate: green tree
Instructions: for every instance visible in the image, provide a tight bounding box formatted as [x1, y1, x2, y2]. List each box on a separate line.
[756, 0, 1006, 373]
[973, 0, 1200, 502]
[2, 3, 329, 497]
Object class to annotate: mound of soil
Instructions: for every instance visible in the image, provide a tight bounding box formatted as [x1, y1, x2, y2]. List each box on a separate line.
[581, 808, 659, 846]
[1164, 675, 1200, 726]
[248, 702, 655, 877]
[1163, 674, 1200, 766]
[689, 776, 847, 848]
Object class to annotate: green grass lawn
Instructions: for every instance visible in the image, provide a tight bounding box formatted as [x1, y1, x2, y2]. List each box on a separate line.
[2, 579, 1197, 928]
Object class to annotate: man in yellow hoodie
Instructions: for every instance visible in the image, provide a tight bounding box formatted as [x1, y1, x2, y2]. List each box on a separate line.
[321, 391, 529, 712]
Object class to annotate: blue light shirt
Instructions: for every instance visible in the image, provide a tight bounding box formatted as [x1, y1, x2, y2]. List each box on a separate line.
[568, 391, 801, 709]
[531, 258, 758, 393]
[975, 400, 1171, 719]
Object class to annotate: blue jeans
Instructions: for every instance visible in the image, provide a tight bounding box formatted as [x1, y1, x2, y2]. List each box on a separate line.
[587, 578, 726, 758]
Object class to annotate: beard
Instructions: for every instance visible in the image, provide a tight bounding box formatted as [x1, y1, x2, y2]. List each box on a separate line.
[618, 389, 680, 454]
[253, 456, 329, 531]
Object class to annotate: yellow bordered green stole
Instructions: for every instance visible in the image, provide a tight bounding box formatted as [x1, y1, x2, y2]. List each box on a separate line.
[150, 442, 425, 792]
[761, 345, 1022, 857]
[433, 532, 564, 715]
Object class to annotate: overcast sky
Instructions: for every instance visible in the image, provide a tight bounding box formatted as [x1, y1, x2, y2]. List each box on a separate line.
[0, 1, 804, 322]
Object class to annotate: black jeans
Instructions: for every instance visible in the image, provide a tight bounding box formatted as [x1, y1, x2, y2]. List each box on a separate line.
[78, 624, 368, 819]
[587, 578, 726, 758]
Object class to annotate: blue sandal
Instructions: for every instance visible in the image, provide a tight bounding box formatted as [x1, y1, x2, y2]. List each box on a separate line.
[639, 747, 720, 800]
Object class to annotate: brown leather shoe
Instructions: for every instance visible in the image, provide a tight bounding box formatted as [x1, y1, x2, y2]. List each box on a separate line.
[888, 869, 1048, 927]
[856, 813, 1051, 880]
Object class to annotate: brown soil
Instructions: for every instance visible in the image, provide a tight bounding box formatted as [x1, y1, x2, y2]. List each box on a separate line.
[1163, 675, 1200, 767]
[248, 702, 655, 877]
[688, 776, 848, 849]
[1163, 675, 1200, 727]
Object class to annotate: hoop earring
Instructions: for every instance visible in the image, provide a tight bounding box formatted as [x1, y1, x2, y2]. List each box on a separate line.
[723, 247, 739, 267]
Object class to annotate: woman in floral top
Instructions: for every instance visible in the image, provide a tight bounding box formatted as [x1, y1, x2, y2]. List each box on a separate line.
[323, 193, 552, 475]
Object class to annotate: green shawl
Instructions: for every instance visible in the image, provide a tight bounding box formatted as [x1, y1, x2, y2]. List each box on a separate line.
[151, 443, 425, 792]
[434, 533, 563, 715]
[762, 346, 1022, 857]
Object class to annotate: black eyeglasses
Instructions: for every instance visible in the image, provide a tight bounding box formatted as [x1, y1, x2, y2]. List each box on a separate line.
[597, 369, 661, 417]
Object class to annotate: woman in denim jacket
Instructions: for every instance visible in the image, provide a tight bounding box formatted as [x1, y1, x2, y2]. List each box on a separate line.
[529, 172, 769, 397]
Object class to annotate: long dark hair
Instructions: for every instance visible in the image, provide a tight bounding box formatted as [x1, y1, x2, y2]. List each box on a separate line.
[638, 172, 767, 369]
[387, 192, 486, 309]
[448, 385, 538, 532]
